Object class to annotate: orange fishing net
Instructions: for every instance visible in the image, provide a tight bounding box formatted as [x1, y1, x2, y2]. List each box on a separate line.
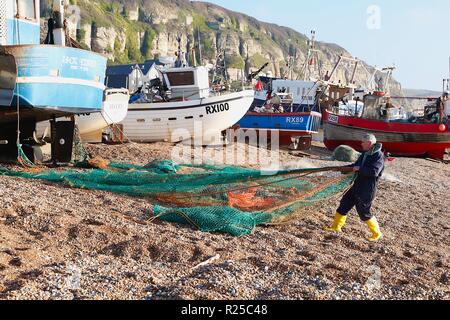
[227, 188, 276, 210]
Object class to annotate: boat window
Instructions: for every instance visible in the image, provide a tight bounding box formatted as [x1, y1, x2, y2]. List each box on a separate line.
[17, 0, 36, 20]
[166, 71, 195, 86]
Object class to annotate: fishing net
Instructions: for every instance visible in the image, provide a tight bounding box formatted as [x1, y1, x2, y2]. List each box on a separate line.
[333, 145, 361, 162]
[0, 160, 354, 236]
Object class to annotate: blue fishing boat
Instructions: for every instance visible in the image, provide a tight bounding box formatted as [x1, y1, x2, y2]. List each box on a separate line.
[0, 0, 107, 162]
[238, 110, 322, 146]
[239, 31, 324, 148]
[238, 85, 322, 147]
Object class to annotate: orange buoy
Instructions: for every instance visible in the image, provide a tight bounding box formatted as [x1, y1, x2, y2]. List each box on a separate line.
[438, 124, 447, 132]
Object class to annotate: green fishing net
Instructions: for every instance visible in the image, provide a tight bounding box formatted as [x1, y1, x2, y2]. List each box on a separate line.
[0, 160, 354, 236]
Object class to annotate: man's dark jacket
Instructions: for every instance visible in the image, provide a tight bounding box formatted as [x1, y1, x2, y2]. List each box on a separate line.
[350, 143, 385, 202]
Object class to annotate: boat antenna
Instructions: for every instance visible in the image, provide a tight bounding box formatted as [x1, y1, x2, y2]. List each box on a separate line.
[175, 34, 186, 67]
[197, 28, 203, 66]
[446, 56, 450, 91]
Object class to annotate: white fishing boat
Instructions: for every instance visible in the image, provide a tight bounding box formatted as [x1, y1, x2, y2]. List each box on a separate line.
[121, 66, 254, 144]
[37, 88, 129, 143]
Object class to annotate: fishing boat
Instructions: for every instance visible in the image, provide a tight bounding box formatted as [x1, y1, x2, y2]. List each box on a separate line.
[0, 0, 107, 162]
[36, 88, 130, 143]
[323, 90, 450, 159]
[237, 90, 322, 146]
[238, 31, 324, 148]
[122, 66, 254, 144]
[121, 39, 254, 144]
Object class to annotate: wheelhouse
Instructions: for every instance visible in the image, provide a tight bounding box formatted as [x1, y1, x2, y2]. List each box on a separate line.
[161, 66, 210, 100]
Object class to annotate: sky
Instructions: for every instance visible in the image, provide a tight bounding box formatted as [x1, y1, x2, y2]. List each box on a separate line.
[202, 0, 450, 91]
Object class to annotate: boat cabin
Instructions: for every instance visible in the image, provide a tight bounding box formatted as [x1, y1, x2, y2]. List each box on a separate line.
[1, 0, 40, 45]
[271, 79, 319, 108]
[161, 66, 210, 100]
[361, 92, 407, 121]
[254, 76, 277, 101]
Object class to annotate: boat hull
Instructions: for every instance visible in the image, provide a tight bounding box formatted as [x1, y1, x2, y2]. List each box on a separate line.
[323, 111, 450, 159]
[0, 45, 107, 123]
[238, 112, 322, 145]
[121, 90, 254, 143]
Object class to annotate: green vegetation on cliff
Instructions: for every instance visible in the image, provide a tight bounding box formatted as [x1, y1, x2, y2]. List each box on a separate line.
[39, 0, 404, 93]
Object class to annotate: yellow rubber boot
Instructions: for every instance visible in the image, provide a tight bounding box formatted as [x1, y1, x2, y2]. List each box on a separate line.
[324, 213, 347, 232]
[366, 217, 383, 242]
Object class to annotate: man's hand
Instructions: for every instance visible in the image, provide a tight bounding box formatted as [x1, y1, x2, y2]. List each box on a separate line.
[339, 166, 359, 174]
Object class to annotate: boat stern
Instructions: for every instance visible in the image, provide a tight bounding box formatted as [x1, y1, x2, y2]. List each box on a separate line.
[1, 45, 107, 116]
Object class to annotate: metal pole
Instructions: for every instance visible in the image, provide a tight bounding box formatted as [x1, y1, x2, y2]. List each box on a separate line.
[198, 28, 203, 66]
[351, 60, 359, 84]
[329, 56, 343, 81]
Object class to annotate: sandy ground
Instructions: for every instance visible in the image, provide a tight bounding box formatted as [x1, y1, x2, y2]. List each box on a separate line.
[0, 141, 448, 300]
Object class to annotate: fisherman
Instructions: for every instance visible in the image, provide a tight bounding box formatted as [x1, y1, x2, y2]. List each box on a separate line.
[325, 133, 385, 242]
[436, 91, 449, 123]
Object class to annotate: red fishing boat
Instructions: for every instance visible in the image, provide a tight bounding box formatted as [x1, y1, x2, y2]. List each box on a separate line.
[323, 91, 450, 159]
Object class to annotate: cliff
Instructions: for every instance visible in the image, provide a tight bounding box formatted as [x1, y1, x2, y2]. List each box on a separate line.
[39, 0, 403, 95]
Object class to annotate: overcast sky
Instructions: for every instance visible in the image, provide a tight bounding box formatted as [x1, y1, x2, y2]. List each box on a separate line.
[203, 0, 450, 91]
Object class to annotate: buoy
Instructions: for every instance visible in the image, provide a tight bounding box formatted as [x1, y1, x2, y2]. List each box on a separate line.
[438, 124, 447, 132]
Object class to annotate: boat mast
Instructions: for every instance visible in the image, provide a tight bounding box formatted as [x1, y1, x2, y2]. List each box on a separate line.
[350, 60, 359, 85]
[381, 66, 395, 94]
[445, 57, 450, 92]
